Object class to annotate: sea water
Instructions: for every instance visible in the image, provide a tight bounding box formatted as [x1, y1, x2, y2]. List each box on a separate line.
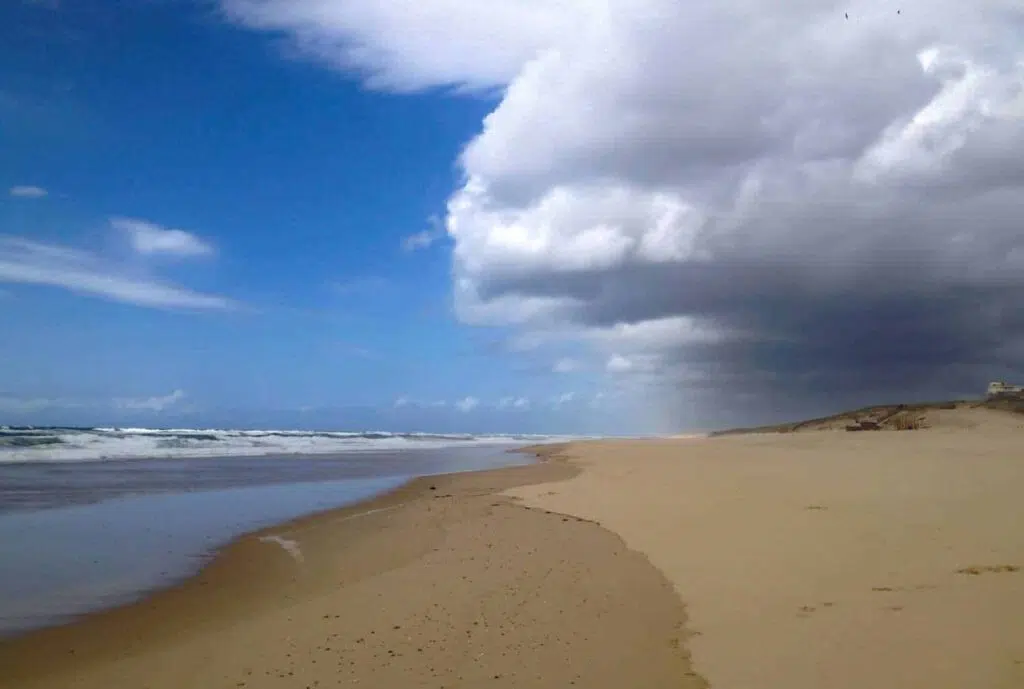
[0, 440, 552, 637]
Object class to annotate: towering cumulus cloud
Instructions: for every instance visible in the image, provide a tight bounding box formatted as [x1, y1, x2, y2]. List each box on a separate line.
[226, 0, 1024, 426]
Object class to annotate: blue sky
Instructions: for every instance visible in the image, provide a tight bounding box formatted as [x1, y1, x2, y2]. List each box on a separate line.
[4, 2, 1022, 434]
[0, 1, 635, 434]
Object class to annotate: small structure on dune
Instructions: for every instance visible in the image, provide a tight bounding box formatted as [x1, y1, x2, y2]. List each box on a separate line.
[844, 405, 927, 432]
[987, 381, 1024, 399]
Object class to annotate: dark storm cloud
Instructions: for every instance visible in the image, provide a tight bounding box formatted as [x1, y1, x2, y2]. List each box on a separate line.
[220, 0, 1024, 426]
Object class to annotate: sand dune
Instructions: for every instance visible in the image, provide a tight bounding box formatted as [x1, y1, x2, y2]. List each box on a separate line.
[712, 399, 1024, 435]
[508, 407, 1024, 689]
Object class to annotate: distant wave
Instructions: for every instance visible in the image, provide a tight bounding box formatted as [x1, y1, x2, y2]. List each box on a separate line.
[0, 427, 568, 463]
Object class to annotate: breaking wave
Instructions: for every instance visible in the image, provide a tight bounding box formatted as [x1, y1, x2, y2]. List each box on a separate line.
[0, 427, 564, 463]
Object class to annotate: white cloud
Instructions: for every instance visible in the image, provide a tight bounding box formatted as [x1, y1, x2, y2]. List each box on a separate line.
[587, 317, 725, 352]
[498, 396, 530, 410]
[401, 215, 447, 251]
[440, 1, 1024, 405]
[400, 229, 443, 251]
[219, 0, 590, 92]
[114, 389, 186, 412]
[111, 217, 215, 258]
[603, 350, 666, 377]
[393, 395, 411, 407]
[0, 236, 233, 310]
[223, 1, 1024, 419]
[552, 357, 579, 374]
[551, 391, 576, 407]
[9, 185, 47, 199]
[454, 396, 480, 412]
[605, 355, 634, 374]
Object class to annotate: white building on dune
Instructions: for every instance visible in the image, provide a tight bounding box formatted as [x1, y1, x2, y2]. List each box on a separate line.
[987, 381, 1024, 397]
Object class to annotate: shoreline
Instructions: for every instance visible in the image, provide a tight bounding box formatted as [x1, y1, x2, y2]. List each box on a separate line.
[0, 443, 544, 639]
[0, 444, 558, 641]
[6, 416, 1021, 688]
[1, 442, 704, 689]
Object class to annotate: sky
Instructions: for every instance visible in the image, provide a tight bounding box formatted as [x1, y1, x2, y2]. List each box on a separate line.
[2, 0, 1023, 434]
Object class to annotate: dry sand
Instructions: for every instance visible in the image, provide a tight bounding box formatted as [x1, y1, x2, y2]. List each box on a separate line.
[0, 448, 704, 689]
[510, 407, 1024, 689]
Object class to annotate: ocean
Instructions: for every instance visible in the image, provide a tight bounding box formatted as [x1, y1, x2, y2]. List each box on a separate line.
[0, 427, 568, 637]
[0, 426, 558, 464]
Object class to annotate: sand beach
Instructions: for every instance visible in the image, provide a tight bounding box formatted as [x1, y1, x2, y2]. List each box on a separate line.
[3, 406, 1023, 688]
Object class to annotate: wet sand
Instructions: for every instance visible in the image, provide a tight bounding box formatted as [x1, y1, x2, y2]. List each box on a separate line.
[0, 444, 532, 637]
[0, 445, 705, 689]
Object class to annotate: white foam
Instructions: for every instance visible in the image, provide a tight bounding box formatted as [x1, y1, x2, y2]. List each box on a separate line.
[257, 535, 304, 563]
[0, 427, 578, 463]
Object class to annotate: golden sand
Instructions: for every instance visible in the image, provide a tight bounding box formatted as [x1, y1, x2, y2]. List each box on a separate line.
[4, 407, 1023, 688]
[509, 408, 1024, 689]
